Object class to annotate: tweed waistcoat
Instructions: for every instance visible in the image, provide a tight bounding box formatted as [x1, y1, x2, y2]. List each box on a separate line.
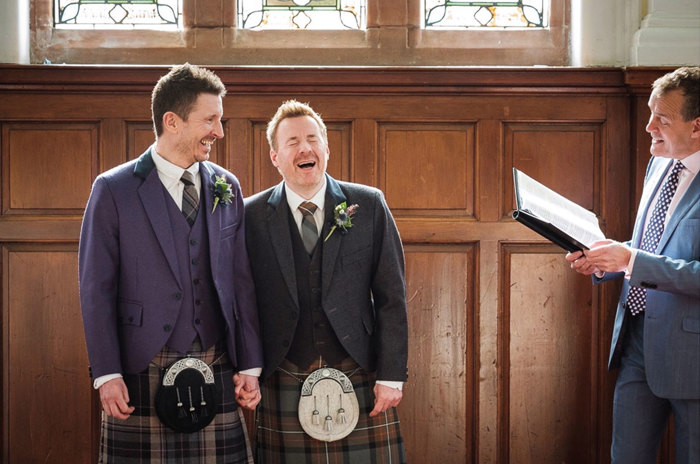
[164, 193, 225, 353]
[286, 212, 348, 368]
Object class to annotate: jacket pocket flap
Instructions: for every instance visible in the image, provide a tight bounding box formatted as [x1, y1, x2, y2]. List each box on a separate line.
[682, 317, 700, 334]
[118, 299, 143, 326]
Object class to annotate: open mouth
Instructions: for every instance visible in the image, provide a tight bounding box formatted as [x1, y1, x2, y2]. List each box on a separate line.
[297, 160, 316, 169]
[201, 139, 215, 148]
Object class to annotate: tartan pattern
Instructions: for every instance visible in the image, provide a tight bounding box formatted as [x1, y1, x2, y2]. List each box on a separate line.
[99, 342, 253, 463]
[256, 358, 406, 464]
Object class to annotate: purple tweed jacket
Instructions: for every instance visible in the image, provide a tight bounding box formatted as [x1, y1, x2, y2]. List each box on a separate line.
[79, 146, 263, 379]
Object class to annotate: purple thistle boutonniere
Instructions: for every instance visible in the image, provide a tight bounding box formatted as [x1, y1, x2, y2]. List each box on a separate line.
[211, 175, 234, 213]
[324, 202, 359, 242]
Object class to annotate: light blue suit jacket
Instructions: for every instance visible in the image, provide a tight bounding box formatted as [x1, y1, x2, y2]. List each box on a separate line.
[602, 156, 700, 399]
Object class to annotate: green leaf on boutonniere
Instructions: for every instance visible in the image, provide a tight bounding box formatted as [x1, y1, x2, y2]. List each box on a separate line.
[211, 175, 234, 213]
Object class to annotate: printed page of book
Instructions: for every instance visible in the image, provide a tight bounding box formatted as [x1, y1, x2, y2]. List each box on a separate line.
[514, 169, 605, 248]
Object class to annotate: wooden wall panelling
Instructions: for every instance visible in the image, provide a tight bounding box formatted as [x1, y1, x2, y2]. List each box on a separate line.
[2, 243, 97, 464]
[402, 244, 476, 463]
[503, 122, 601, 216]
[379, 123, 475, 217]
[0, 65, 642, 463]
[2, 122, 98, 215]
[499, 244, 596, 464]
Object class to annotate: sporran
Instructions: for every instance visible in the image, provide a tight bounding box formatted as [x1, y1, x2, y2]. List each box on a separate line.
[154, 357, 218, 433]
[297, 367, 359, 442]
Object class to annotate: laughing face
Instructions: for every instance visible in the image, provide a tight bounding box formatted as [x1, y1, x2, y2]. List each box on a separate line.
[271, 115, 329, 198]
[646, 88, 699, 160]
[172, 92, 224, 167]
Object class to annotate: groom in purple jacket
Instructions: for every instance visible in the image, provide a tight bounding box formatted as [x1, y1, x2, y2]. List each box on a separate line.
[79, 64, 263, 462]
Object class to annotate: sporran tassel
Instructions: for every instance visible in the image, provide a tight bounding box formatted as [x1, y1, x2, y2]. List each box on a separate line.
[176, 387, 187, 418]
[199, 386, 209, 416]
[324, 395, 333, 431]
[336, 394, 347, 424]
[312, 396, 320, 425]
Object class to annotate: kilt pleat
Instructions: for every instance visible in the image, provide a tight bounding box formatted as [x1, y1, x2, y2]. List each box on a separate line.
[99, 341, 253, 464]
[256, 358, 406, 464]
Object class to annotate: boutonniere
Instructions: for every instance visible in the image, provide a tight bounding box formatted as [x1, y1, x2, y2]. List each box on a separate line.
[211, 175, 234, 213]
[324, 202, 359, 242]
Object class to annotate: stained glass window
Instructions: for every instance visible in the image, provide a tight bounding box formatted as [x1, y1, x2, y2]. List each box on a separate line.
[238, 0, 366, 30]
[424, 0, 547, 29]
[54, 0, 181, 29]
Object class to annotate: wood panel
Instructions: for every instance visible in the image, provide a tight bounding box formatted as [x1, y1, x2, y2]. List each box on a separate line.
[2, 244, 97, 464]
[0, 65, 650, 464]
[380, 123, 475, 216]
[504, 122, 601, 217]
[403, 244, 476, 463]
[2, 123, 97, 215]
[500, 245, 596, 464]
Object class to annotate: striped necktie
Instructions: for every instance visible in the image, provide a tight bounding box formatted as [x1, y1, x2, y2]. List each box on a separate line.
[299, 201, 319, 255]
[181, 171, 199, 226]
[626, 161, 685, 315]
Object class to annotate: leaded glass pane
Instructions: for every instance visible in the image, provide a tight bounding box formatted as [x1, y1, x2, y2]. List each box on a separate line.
[424, 0, 547, 29]
[238, 0, 366, 30]
[54, 0, 181, 29]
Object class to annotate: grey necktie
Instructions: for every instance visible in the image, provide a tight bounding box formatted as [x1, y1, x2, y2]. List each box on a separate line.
[181, 171, 199, 226]
[626, 161, 685, 315]
[299, 201, 319, 255]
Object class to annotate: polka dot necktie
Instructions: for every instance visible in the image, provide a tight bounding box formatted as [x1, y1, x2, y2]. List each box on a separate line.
[181, 171, 199, 226]
[299, 201, 319, 255]
[626, 161, 685, 316]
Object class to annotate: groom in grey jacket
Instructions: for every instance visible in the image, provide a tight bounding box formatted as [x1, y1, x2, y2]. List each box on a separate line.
[245, 100, 408, 463]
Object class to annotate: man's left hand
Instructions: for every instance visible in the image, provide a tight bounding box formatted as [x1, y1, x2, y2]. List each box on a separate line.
[369, 383, 403, 417]
[233, 373, 261, 410]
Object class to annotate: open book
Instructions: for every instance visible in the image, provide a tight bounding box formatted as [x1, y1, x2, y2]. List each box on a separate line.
[512, 168, 605, 252]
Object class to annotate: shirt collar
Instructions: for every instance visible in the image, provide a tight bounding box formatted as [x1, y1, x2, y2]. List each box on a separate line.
[677, 149, 700, 176]
[151, 146, 200, 187]
[284, 177, 327, 213]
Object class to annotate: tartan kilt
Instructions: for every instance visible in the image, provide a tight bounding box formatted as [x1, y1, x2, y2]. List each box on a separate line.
[256, 358, 406, 464]
[99, 341, 253, 464]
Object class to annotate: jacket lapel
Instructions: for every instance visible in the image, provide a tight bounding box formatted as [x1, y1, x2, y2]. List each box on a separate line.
[267, 182, 300, 308]
[135, 148, 181, 287]
[657, 165, 700, 252]
[321, 175, 347, 297]
[201, 162, 222, 271]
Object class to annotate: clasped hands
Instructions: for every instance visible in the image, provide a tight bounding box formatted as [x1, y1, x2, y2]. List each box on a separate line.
[233, 373, 261, 410]
[565, 239, 632, 275]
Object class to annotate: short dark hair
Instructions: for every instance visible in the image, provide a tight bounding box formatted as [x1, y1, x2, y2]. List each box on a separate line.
[652, 66, 700, 121]
[266, 100, 327, 151]
[151, 63, 226, 137]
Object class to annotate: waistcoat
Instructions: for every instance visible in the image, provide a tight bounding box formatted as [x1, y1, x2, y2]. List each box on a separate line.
[286, 211, 348, 368]
[164, 190, 225, 353]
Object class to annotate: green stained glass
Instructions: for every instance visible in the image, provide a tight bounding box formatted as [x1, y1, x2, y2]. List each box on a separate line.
[425, 0, 547, 28]
[54, 0, 181, 28]
[238, 0, 366, 30]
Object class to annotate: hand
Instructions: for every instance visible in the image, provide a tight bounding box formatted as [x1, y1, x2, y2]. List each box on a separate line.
[369, 383, 403, 418]
[99, 378, 135, 420]
[565, 249, 601, 276]
[233, 373, 261, 410]
[583, 240, 632, 273]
